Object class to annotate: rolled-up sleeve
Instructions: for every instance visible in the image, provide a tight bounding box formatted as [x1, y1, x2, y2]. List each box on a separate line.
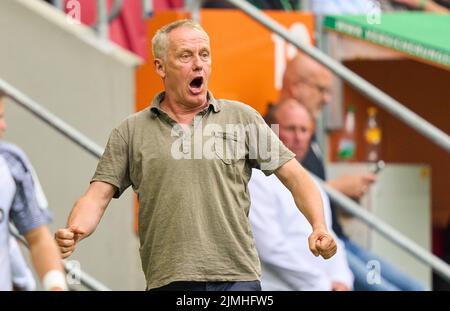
[8, 160, 52, 235]
[246, 111, 295, 176]
[91, 127, 131, 198]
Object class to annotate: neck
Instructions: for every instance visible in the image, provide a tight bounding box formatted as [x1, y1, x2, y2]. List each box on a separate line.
[160, 94, 208, 125]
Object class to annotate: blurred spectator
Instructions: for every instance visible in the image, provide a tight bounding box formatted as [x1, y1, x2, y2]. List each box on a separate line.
[311, 0, 381, 14]
[249, 99, 354, 291]
[392, 0, 449, 12]
[435, 0, 450, 9]
[202, 0, 299, 10]
[9, 236, 37, 291]
[311, 0, 448, 13]
[0, 92, 66, 291]
[279, 53, 426, 290]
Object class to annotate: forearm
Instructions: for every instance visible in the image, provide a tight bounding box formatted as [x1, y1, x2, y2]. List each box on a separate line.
[56, 182, 115, 259]
[66, 182, 114, 239]
[275, 159, 337, 259]
[66, 195, 106, 238]
[9, 237, 36, 290]
[26, 226, 64, 281]
[291, 167, 326, 229]
[276, 160, 326, 230]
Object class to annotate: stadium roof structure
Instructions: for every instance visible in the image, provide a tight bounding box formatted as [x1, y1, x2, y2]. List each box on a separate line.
[324, 13, 450, 69]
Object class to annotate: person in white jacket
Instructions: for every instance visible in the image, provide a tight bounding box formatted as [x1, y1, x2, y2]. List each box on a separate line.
[9, 236, 36, 291]
[249, 98, 354, 291]
[0, 92, 66, 291]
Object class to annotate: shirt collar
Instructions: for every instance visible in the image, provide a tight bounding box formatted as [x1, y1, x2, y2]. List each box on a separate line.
[149, 91, 221, 116]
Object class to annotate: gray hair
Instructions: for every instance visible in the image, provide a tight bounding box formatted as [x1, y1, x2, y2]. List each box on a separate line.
[151, 19, 209, 60]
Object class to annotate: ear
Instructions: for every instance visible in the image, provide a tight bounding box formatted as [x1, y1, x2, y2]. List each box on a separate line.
[154, 58, 166, 79]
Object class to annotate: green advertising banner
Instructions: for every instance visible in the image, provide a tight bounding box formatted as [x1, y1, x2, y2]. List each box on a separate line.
[324, 13, 450, 68]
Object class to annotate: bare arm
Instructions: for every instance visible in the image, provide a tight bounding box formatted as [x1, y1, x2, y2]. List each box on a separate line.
[275, 158, 337, 259]
[275, 158, 326, 230]
[55, 181, 115, 258]
[9, 236, 36, 291]
[25, 225, 64, 289]
[326, 173, 376, 199]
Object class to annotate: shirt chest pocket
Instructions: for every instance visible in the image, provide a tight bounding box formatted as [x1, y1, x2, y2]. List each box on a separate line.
[213, 131, 243, 165]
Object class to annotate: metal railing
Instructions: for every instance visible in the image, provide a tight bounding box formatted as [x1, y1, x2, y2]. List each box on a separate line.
[54, 0, 123, 40]
[224, 0, 450, 282]
[92, 0, 123, 28]
[9, 225, 111, 291]
[0, 80, 103, 159]
[94, 0, 123, 40]
[185, 0, 203, 21]
[142, 0, 154, 18]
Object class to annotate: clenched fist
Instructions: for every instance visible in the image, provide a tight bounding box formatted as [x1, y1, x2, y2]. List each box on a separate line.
[308, 228, 337, 259]
[54, 225, 86, 258]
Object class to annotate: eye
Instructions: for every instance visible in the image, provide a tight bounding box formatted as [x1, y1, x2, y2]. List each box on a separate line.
[180, 52, 192, 62]
[200, 50, 210, 60]
[286, 126, 296, 133]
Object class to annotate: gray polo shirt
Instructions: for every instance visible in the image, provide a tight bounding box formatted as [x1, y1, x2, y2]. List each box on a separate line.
[92, 91, 295, 289]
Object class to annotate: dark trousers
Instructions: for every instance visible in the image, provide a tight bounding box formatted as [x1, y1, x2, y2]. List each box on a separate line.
[150, 280, 261, 291]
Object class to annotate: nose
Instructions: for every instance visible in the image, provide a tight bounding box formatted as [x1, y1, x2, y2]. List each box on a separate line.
[192, 55, 203, 71]
[294, 129, 303, 143]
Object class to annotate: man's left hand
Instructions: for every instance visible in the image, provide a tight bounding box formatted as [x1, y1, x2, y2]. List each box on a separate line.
[308, 228, 337, 259]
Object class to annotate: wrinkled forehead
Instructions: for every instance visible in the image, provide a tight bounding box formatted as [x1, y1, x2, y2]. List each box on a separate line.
[168, 26, 210, 48]
[312, 68, 332, 85]
[309, 70, 332, 87]
[280, 100, 310, 117]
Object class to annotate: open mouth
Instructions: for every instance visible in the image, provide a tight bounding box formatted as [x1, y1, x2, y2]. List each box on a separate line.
[189, 77, 204, 94]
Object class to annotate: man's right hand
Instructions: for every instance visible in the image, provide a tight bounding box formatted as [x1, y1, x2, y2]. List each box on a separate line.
[55, 226, 86, 258]
[54, 182, 115, 259]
